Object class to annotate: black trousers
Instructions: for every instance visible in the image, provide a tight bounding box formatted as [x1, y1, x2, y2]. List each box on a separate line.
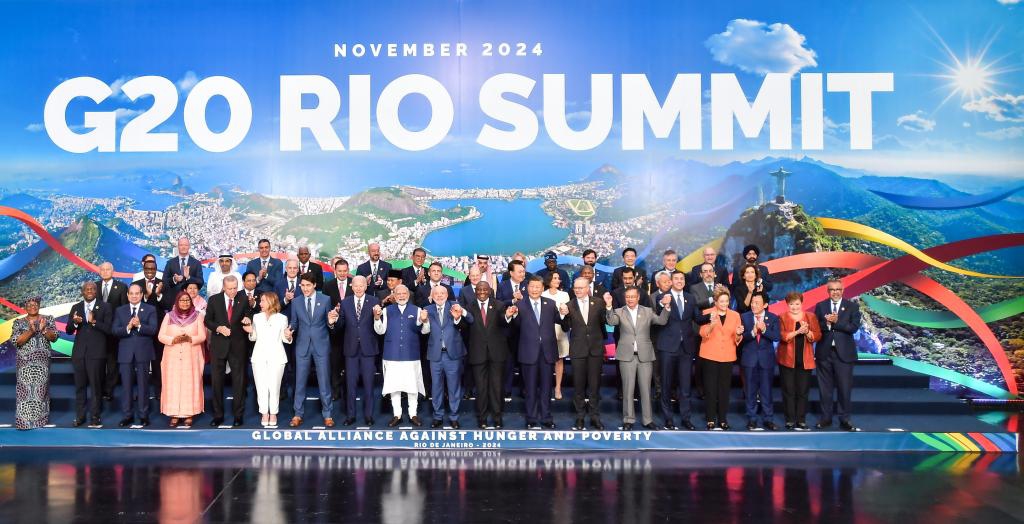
[150, 342, 164, 393]
[330, 342, 346, 401]
[816, 347, 854, 423]
[473, 359, 505, 421]
[571, 355, 602, 418]
[73, 357, 106, 421]
[701, 358, 733, 424]
[780, 365, 811, 424]
[103, 337, 119, 396]
[210, 352, 248, 420]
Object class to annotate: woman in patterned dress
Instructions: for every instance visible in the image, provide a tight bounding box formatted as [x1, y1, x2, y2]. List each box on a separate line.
[11, 297, 58, 430]
[157, 291, 207, 427]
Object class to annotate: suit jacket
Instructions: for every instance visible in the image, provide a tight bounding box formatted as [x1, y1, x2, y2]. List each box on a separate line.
[458, 283, 495, 307]
[323, 277, 352, 308]
[686, 264, 730, 288]
[297, 261, 325, 290]
[288, 291, 335, 357]
[739, 310, 780, 368]
[66, 301, 112, 359]
[112, 302, 159, 363]
[698, 309, 743, 362]
[240, 289, 262, 316]
[731, 263, 773, 292]
[778, 312, 822, 370]
[414, 281, 456, 307]
[96, 278, 129, 310]
[496, 278, 528, 306]
[651, 289, 703, 355]
[689, 281, 718, 310]
[563, 295, 608, 358]
[511, 296, 566, 365]
[607, 305, 669, 363]
[132, 277, 167, 313]
[574, 267, 610, 289]
[161, 255, 205, 295]
[814, 298, 861, 363]
[610, 265, 647, 291]
[611, 286, 651, 309]
[425, 300, 473, 361]
[273, 275, 302, 317]
[204, 292, 251, 359]
[356, 259, 392, 295]
[245, 257, 284, 293]
[464, 298, 511, 365]
[336, 294, 380, 357]
[401, 265, 428, 291]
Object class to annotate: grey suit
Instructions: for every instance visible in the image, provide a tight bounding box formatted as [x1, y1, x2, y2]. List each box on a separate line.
[607, 304, 670, 425]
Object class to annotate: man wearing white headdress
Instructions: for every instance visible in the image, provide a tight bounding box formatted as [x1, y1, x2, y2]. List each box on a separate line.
[207, 254, 243, 296]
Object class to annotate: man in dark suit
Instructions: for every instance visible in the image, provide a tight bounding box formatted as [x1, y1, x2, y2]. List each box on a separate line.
[324, 258, 352, 401]
[652, 270, 704, 430]
[296, 246, 325, 291]
[375, 269, 403, 305]
[464, 254, 499, 291]
[245, 238, 283, 293]
[414, 262, 455, 307]
[689, 263, 722, 310]
[204, 274, 252, 427]
[95, 261, 129, 400]
[67, 282, 113, 427]
[509, 276, 567, 429]
[112, 284, 159, 427]
[561, 277, 608, 430]
[576, 249, 610, 290]
[731, 244, 772, 295]
[356, 242, 392, 296]
[740, 293, 780, 430]
[240, 271, 262, 314]
[577, 264, 608, 298]
[132, 260, 165, 395]
[424, 285, 473, 428]
[464, 281, 512, 428]
[161, 236, 205, 299]
[334, 275, 380, 426]
[814, 278, 861, 432]
[687, 246, 730, 288]
[401, 247, 429, 291]
[610, 267, 652, 308]
[610, 247, 647, 290]
[458, 265, 494, 306]
[496, 259, 528, 305]
[499, 252, 534, 282]
[535, 251, 571, 292]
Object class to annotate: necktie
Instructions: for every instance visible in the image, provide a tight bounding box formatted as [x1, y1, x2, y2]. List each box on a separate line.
[355, 298, 362, 321]
[131, 305, 138, 320]
[103, 281, 110, 301]
[832, 301, 839, 315]
[580, 300, 588, 324]
[707, 283, 713, 294]
[480, 301, 487, 326]
[84, 304, 90, 324]
[307, 297, 313, 317]
[289, 280, 295, 292]
[438, 306, 444, 328]
[533, 300, 540, 323]
[755, 314, 761, 343]
[339, 281, 346, 299]
[675, 293, 683, 319]
[227, 299, 233, 320]
[301, 264, 307, 274]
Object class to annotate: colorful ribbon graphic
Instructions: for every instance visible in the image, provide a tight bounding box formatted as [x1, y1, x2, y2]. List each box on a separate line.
[868, 184, 1024, 210]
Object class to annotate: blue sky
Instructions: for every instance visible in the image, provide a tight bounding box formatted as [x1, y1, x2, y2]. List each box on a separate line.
[0, 0, 1022, 194]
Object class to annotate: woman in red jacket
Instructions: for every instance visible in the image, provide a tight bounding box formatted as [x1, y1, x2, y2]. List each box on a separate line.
[776, 291, 822, 431]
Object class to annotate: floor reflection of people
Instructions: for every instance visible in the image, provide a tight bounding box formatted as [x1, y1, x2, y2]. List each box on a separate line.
[158, 469, 204, 523]
[251, 467, 284, 524]
[381, 469, 424, 524]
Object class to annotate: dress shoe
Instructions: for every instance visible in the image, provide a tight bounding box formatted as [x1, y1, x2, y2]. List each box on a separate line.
[73, 417, 86, 427]
[590, 418, 605, 430]
[747, 420, 758, 431]
[785, 422, 795, 430]
[664, 422, 678, 431]
[387, 417, 401, 427]
[343, 417, 356, 426]
[478, 421, 489, 429]
[364, 418, 374, 426]
[118, 417, 133, 428]
[431, 420, 444, 429]
[494, 417, 503, 429]
[764, 421, 778, 431]
[232, 419, 244, 427]
[526, 422, 539, 429]
[450, 421, 460, 430]
[140, 417, 150, 427]
[622, 422, 634, 431]
[795, 422, 809, 431]
[681, 420, 696, 431]
[103, 395, 113, 402]
[541, 421, 555, 430]
[410, 416, 423, 427]
[209, 417, 224, 427]
[706, 421, 717, 430]
[720, 422, 731, 431]
[170, 418, 180, 428]
[815, 420, 833, 430]
[324, 418, 335, 428]
[642, 422, 658, 430]
[839, 421, 861, 432]
[573, 418, 585, 430]
[89, 419, 102, 428]
[289, 417, 303, 427]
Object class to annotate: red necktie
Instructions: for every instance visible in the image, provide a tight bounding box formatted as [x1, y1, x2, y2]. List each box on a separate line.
[227, 299, 233, 320]
[480, 302, 487, 326]
[755, 315, 761, 343]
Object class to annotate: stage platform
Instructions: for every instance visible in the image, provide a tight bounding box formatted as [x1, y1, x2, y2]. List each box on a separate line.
[0, 358, 1018, 452]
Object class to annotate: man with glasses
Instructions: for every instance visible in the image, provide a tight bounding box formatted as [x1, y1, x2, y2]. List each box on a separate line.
[813, 278, 862, 432]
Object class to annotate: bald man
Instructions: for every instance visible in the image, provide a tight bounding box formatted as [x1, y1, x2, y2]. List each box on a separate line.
[95, 261, 128, 399]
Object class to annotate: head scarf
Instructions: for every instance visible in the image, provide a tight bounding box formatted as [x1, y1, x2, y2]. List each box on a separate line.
[168, 290, 199, 326]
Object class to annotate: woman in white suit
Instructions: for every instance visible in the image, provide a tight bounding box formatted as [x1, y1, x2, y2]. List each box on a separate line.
[242, 292, 292, 427]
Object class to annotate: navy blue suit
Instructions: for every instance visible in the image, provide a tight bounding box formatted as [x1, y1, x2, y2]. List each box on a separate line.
[425, 301, 473, 422]
[414, 281, 455, 308]
[510, 296, 566, 425]
[161, 255, 205, 296]
[67, 300, 112, 422]
[356, 259, 392, 295]
[814, 298, 861, 424]
[245, 257, 283, 293]
[288, 292, 336, 420]
[496, 278, 528, 306]
[739, 310, 780, 423]
[652, 289, 702, 423]
[112, 302, 159, 419]
[336, 293, 380, 420]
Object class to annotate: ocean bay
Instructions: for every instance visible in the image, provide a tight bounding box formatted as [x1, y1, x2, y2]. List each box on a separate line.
[423, 199, 568, 256]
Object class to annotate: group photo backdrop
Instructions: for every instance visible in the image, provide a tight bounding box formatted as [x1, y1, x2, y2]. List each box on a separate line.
[0, 0, 1022, 398]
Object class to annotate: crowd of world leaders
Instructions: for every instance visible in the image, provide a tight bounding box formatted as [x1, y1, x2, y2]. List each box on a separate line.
[9, 237, 861, 434]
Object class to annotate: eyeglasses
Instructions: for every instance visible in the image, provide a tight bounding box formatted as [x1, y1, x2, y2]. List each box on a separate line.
[827, 287, 843, 292]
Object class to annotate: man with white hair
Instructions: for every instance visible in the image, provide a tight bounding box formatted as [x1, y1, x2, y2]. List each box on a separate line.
[207, 254, 243, 296]
[161, 236, 205, 297]
[95, 261, 128, 400]
[374, 284, 429, 427]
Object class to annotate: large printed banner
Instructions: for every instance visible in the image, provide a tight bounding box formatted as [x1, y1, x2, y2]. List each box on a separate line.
[0, 1, 1022, 396]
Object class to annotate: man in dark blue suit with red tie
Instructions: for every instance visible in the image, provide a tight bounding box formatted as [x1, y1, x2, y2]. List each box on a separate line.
[335, 275, 380, 426]
[652, 270, 704, 430]
[112, 284, 159, 427]
[740, 293, 780, 431]
[509, 275, 567, 429]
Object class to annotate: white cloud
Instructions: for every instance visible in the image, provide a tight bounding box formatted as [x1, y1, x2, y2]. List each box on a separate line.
[176, 71, 199, 93]
[896, 111, 936, 132]
[705, 19, 817, 75]
[823, 115, 850, 135]
[872, 134, 908, 150]
[109, 76, 131, 99]
[997, 0, 1020, 5]
[114, 108, 143, 122]
[978, 126, 1024, 140]
[963, 122, 971, 128]
[25, 123, 45, 132]
[962, 93, 1024, 122]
